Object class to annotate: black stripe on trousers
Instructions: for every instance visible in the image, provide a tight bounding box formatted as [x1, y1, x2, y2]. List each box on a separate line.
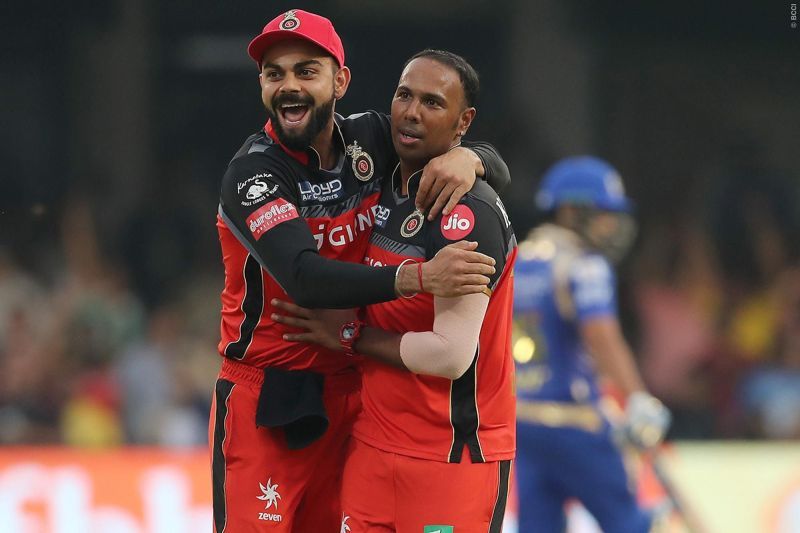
[212, 379, 235, 533]
[449, 346, 483, 463]
[225, 254, 264, 359]
[489, 460, 512, 533]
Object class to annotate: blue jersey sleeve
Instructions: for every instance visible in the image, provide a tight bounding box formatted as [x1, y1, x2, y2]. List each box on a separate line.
[568, 255, 617, 321]
[513, 258, 547, 313]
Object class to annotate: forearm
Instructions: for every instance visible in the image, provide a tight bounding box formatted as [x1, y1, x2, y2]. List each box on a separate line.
[291, 249, 398, 308]
[352, 327, 407, 370]
[352, 294, 488, 379]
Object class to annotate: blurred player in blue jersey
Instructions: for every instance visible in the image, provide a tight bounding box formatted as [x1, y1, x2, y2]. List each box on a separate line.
[513, 156, 671, 533]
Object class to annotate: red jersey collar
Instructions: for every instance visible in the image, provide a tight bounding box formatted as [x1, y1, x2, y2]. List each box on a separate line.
[264, 117, 347, 169]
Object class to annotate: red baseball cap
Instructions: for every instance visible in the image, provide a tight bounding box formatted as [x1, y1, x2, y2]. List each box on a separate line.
[247, 9, 345, 68]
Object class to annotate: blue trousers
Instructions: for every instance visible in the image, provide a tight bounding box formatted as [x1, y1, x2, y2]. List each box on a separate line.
[515, 422, 651, 533]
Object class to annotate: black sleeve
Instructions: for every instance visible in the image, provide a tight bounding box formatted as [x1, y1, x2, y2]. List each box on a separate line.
[459, 141, 511, 195]
[219, 155, 397, 309]
[426, 190, 512, 289]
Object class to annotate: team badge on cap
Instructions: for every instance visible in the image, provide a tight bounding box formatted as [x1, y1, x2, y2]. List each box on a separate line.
[279, 10, 300, 31]
[401, 208, 425, 238]
[346, 141, 374, 181]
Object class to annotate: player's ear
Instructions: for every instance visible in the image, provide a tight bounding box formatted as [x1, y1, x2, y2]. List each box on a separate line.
[333, 66, 351, 100]
[457, 107, 476, 137]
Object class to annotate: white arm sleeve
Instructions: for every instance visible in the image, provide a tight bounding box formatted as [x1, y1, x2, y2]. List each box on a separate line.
[399, 292, 489, 379]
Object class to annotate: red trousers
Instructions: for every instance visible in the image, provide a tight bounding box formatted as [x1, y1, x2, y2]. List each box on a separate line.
[341, 438, 512, 533]
[209, 358, 360, 532]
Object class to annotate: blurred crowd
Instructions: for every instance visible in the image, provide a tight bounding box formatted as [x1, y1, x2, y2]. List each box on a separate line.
[632, 152, 800, 440]
[0, 199, 220, 447]
[2, 153, 800, 447]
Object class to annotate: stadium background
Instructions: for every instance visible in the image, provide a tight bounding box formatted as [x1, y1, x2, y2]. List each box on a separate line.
[0, 0, 798, 531]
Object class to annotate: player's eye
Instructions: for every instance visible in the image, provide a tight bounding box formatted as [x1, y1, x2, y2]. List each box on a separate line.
[264, 70, 281, 80]
[424, 98, 441, 107]
[298, 68, 315, 78]
[395, 90, 410, 100]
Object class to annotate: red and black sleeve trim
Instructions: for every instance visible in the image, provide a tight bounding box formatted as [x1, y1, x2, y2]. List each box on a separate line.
[448, 346, 484, 463]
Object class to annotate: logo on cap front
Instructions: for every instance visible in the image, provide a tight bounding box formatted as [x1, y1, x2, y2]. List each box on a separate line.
[279, 10, 301, 31]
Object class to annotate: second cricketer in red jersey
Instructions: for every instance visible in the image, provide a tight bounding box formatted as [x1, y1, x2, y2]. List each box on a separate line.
[274, 49, 517, 532]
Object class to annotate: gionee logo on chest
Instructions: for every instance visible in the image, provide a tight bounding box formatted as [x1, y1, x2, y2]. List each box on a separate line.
[312, 204, 382, 248]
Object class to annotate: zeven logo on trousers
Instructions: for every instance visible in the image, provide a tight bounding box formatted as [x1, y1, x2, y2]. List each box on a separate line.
[423, 526, 454, 533]
[256, 477, 283, 522]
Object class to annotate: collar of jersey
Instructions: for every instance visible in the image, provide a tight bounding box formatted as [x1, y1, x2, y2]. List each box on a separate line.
[263, 115, 347, 169]
[390, 141, 465, 200]
[390, 163, 423, 199]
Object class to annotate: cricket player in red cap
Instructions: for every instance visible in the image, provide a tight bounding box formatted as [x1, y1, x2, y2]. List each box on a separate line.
[210, 9, 511, 532]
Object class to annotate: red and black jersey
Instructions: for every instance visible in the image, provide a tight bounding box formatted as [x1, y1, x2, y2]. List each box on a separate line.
[217, 112, 399, 374]
[217, 111, 511, 375]
[355, 169, 518, 463]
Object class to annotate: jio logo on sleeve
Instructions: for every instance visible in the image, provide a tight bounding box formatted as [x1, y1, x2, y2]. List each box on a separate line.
[441, 205, 475, 240]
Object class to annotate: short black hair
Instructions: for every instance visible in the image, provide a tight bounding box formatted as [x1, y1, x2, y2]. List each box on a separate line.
[403, 49, 480, 108]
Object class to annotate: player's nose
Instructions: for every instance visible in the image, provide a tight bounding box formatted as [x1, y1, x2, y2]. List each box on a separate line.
[278, 72, 302, 93]
[404, 98, 422, 122]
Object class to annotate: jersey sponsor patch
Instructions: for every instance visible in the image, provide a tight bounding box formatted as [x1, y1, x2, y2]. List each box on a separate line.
[247, 198, 298, 240]
[440, 204, 475, 240]
[299, 178, 343, 202]
[238, 173, 279, 206]
[374, 205, 391, 228]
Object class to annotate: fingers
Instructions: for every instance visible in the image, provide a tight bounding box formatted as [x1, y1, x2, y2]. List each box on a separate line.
[271, 298, 311, 318]
[455, 284, 491, 296]
[282, 332, 316, 342]
[440, 184, 468, 218]
[417, 177, 446, 211]
[460, 274, 491, 286]
[445, 240, 479, 251]
[270, 313, 308, 329]
[427, 183, 456, 221]
[415, 168, 434, 209]
[461, 250, 496, 267]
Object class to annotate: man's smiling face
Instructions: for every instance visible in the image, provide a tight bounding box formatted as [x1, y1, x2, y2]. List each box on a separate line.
[259, 39, 341, 151]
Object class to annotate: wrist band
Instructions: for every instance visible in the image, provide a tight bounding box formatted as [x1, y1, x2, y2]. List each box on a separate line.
[395, 258, 418, 299]
[417, 261, 425, 293]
